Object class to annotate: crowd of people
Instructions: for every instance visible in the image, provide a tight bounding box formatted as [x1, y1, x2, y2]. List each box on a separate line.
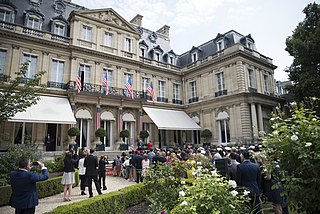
[9, 142, 288, 214]
[108, 144, 289, 214]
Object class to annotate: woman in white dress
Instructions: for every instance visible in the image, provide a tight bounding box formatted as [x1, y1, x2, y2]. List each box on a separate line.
[141, 155, 150, 180]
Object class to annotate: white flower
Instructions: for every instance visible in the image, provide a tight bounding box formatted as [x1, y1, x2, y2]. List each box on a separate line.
[179, 190, 186, 197]
[192, 171, 197, 176]
[273, 131, 278, 135]
[230, 190, 238, 196]
[197, 166, 203, 170]
[243, 190, 250, 196]
[229, 204, 235, 209]
[228, 180, 237, 188]
[290, 134, 298, 141]
[197, 162, 202, 165]
[270, 118, 275, 121]
[181, 180, 186, 185]
[211, 170, 218, 177]
[312, 118, 317, 121]
[181, 201, 188, 206]
[290, 101, 297, 106]
[305, 142, 312, 147]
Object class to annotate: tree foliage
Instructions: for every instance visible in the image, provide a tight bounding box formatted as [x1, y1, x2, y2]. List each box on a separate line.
[200, 129, 212, 142]
[262, 99, 320, 213]
[0, 62, 45, 123]
[285, 2, 320, 101]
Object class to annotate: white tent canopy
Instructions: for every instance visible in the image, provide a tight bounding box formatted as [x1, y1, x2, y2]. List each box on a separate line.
[9, 96, 76, 124]
[143, 107, 201, 130]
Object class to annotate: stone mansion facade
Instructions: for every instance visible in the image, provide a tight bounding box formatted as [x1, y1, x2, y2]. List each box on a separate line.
[0, 0, 283, 152]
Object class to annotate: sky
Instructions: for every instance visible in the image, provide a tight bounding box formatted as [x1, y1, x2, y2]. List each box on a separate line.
[72, 0, 319, 81]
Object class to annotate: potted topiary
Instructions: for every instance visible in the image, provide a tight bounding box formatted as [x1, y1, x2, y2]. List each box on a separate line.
[139, 130, 149, 143]
[94, 128, 107, 145]
[201, 129, 212, 146]
[119, 129, 130, 150]
[67, 127, 80, 145]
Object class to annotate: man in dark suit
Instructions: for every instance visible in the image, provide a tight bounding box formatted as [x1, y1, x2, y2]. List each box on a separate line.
[236, 150, 261, 213]
[84, 149, 103, 198]
[9, 157, 49, 214]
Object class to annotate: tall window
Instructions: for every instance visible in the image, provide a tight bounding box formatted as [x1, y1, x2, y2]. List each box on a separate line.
[140, 48, 146, 57]
[23, 54, 37, 78]
[155, 52, 160, 61]
[169, 56, 174, 65]
[104, 32, 113, 47]
[123, 73, 133, 86]
[219, 119, 230, 143]
[124, 38, 132, 52]
[173, 83, 181, 100]
[158, 80, 166, 98]
[0, 49, 7, 74]
[80, 64, 91, 83]
[264, 75, 269, 93]
[53, 22, 65, 36]
[217, 41, 223, 51]
[216, 72, 225, 91]
[27, 16, 41, 29]
[82, 25, 92, 41]
[189, 81, 197, 98]
[51, 59, 64, 82]
[103, 69, 113, 87]
[248, 68, 255, 88]
[141, 77, 150, 92]
[192, 52, 198, 62]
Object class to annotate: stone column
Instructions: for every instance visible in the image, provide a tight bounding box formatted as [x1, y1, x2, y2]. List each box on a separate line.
[96, 105, 101, 129]
[250, 103, 259, 141]
[257, 104, 264, 132]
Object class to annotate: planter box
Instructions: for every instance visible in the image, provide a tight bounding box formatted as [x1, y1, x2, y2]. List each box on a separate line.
[119, 144, 128, 150]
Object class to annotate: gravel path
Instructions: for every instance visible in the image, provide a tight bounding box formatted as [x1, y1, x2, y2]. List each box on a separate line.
[0, 176, 136, 214]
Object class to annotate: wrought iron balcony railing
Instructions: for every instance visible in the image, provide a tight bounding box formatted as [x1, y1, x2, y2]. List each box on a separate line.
[215, 90, 228, 97]
[67, 81, 147, 100]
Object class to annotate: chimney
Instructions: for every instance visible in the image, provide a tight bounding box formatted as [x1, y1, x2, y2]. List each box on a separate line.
[156, 25, 170, 37]
[130, 14, 143, 26]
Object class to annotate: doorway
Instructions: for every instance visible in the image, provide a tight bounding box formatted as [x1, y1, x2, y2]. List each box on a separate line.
[46, 124, 57, 151]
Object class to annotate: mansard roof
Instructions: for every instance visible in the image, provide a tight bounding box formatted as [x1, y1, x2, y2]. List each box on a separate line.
[176, 30, 257, 67]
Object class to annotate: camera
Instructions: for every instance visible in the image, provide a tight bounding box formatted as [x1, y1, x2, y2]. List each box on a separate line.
[32, 161, 39, 166]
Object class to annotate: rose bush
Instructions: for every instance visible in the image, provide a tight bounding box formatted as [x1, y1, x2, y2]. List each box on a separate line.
[262, 98, 320, 213]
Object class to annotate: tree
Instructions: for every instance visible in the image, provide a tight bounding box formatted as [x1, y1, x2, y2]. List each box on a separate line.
[201, 129, 212, 143]
[285, 2, 320, 101]
[0, 62, 45, 123]
[262, 99, 320, 213]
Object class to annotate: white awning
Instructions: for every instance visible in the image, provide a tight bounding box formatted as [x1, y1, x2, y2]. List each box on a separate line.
[9, 96, 76, 124]
[143, 107, 201, 130]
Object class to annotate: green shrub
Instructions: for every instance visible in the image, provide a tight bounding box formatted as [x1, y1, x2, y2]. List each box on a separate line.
[200, 129, 212, 142]
[119, 129, 130, 138]
[0, 170, 79, 206]
[95, 128, 107, 138]
[47, 183, 146, 214]
[0, 144, 39, 186]
[67, 127, 80, 137]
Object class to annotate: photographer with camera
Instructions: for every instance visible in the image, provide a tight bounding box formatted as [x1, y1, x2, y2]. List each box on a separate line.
[9, 157, 48, 214]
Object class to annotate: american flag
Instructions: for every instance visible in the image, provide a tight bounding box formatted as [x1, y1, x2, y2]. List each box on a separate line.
[76, 68, 82, 93]
[103, 73, 108, 95]
[147, 81, 155, 101]
[126, 76, 134, 99]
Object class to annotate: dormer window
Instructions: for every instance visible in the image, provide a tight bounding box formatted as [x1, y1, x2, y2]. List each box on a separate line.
[53, 21, 65, 36]
[217, 40, 224, 51]
[139, 40, 148, 58]
[0, 6, 15, 23]
[169, 56, 174, 65]
[155, 52, 160, 61]
[192, 52, 198, 62]
[27, 15, 41, 29]
[247, 42, 253, 49]
[140, 48, 146, 57]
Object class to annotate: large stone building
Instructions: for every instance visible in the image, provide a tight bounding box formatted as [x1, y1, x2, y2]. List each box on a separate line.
[0, 0, 283, 152]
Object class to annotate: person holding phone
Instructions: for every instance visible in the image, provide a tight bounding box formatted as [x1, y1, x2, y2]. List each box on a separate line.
[9, 157, 48, 214]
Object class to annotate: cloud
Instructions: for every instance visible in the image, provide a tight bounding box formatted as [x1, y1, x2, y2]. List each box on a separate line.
[227, 5, 256, 22]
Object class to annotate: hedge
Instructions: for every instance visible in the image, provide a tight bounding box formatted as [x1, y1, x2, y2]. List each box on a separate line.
[47, 183, 147, 214]
[0, 170, 79, 206]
